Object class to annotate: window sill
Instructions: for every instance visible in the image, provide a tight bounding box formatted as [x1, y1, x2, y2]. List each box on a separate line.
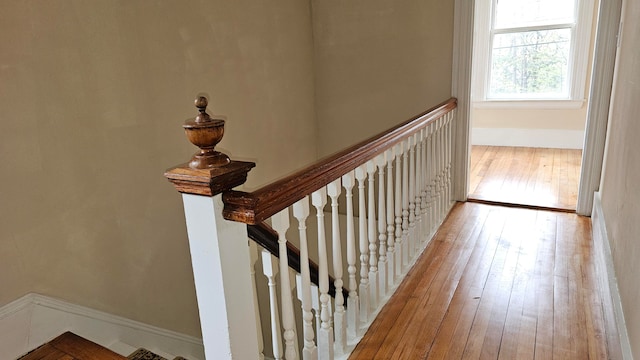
[473, 99, 586, 109]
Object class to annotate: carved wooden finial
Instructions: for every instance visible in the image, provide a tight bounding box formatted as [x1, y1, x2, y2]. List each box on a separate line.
[183, 96, 230, 169]
[165, 95, 256, 196]
[194, 96, 211, 123]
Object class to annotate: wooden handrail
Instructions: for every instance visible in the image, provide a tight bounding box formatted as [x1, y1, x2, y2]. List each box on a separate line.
[223, 97, 457, 224]
[248, 221, 348, 301]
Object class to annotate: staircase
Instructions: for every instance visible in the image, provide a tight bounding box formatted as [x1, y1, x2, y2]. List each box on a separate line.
[165, 95, 459, 359]
[19, 332, 189, 360]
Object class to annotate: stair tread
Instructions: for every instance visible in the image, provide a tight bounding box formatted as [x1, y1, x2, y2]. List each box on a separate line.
[20, 332, 127, 360]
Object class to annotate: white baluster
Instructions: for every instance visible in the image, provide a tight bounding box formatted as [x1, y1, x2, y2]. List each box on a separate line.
[420, 127, 429, 241]
[291, 270, 301, 356]
[401, 139, 410, 271]
[414, 131, 423, 250]
[341, 171, 359, 339]
[425, 123, 434, 237]
[297, 274, 319, 351]
[375, 154, 387, 297]
[394, 143, 403, 280]
[430, 121, 438, 230]
[366, 160, 378, 310]
[261, 250, 283, 360]
[311, 281, 321, 345]
[433, 119, 441, 225]
[444, 115, 450, 214]
[438, 117, 446, 221]
[438, 117, 446, 223]
[311, 188, 334, 360]
[408, 134, 417, 260]
[327, 179, 346, 353]
[250, 242, 265, 360]
[272, 209, 299, 360]
[385, 149, 396, 286]
[292, 197, 318, 360]
[355, 166, 370, 324]
[435, 118, 442, 222]
[446, 111, 454, 210]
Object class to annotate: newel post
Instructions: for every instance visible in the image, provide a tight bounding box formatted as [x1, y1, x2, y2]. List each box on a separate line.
[165, 96, 258, 359]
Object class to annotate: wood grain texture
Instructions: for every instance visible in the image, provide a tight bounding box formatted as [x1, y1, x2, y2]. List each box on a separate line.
[349, 202, 617, 359]
[20, 332, 126, 360]
[164, 160, 255, 196]
[223, 98, 457, 224]
[469, 146, 581, 211]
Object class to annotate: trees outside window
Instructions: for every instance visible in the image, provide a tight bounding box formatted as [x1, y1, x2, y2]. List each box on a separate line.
[474, 0, 594, 104]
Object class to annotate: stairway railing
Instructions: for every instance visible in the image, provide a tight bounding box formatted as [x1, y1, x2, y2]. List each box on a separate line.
[165, 95, 458, 360]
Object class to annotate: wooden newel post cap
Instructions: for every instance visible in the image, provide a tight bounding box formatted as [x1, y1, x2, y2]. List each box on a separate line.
[184, 96, 230, 169]
[165, 95, 255, 196]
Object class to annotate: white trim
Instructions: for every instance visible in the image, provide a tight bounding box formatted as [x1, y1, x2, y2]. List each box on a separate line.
[576, 0, 623, 216]
[471, 128, 585, 149]
[473, 99, 585, 109]
[591, 192, 633, 359]
[452, 0, 475, 202]
[0, 294, 35, 360]
[472, 0, 595, 102]
[0, 293, 204, 360]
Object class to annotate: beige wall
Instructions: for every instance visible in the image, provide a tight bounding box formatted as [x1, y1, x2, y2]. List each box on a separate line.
[599, 0, 640, 357]
[311, 0, 455, 157]
[0, 0, 317, 337]
[472, 106, 588, 130]
[471, 104, 587, 131]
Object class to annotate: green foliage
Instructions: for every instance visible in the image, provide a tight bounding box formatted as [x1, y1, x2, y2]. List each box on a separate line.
[489, 29, 571, 98]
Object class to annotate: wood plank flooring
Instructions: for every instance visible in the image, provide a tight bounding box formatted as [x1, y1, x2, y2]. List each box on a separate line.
[348, 202, 620, 360]
[19, 332, 126, 360]
[469, 146, 582, 211]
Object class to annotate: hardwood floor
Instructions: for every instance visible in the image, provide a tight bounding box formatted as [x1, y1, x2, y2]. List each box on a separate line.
[19, 332, 126, 360]
[469, 146, 582, 211]
[348, 202, 620, 360]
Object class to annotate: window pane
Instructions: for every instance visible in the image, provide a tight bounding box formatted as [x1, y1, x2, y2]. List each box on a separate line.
[489, 29, 571, 99]
[495, 0, 575, 29]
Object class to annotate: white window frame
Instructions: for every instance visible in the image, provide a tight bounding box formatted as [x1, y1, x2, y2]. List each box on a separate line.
[472, 0, 595, 109]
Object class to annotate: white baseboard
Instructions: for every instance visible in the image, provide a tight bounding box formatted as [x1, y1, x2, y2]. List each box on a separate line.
[592, 192, 633, 359]
[471, 127, 585, 149]
[0, 293, 204, 360]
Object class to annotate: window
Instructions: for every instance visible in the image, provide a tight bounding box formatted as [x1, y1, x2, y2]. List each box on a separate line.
[473, 0, 595, 105]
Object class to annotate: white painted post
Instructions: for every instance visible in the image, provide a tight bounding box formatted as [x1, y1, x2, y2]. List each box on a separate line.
[385, 149, 396, 286]
[414, 131, 423, 249]
[408, 134, 416, 259]
[292, 197, 318, 360]
[431, 121, 438, 228]
[327, 179, 346, 353]
[401, 139, 410, 271]
[166, 97, 260, 360]
[250, 242, 265, 360]
[375, 154, 388, 297]
[341, 171, 359, 339]
[435, 118, 443, 222]
[394, 143, 403, 280]
[272, 209, 299, 360]
[310, 283, 321, 345]
[311, 188, 334, 360]
[425, 123, 434, 237]
[366, 160, 378, 310]
[355, 166, 370, 324]
[181, 194, 260, 360]
[447, 111, 455, 209]
[420, 128, 429, 242]
[434, 118, 442, 223]
[261, 250, 283, 360]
